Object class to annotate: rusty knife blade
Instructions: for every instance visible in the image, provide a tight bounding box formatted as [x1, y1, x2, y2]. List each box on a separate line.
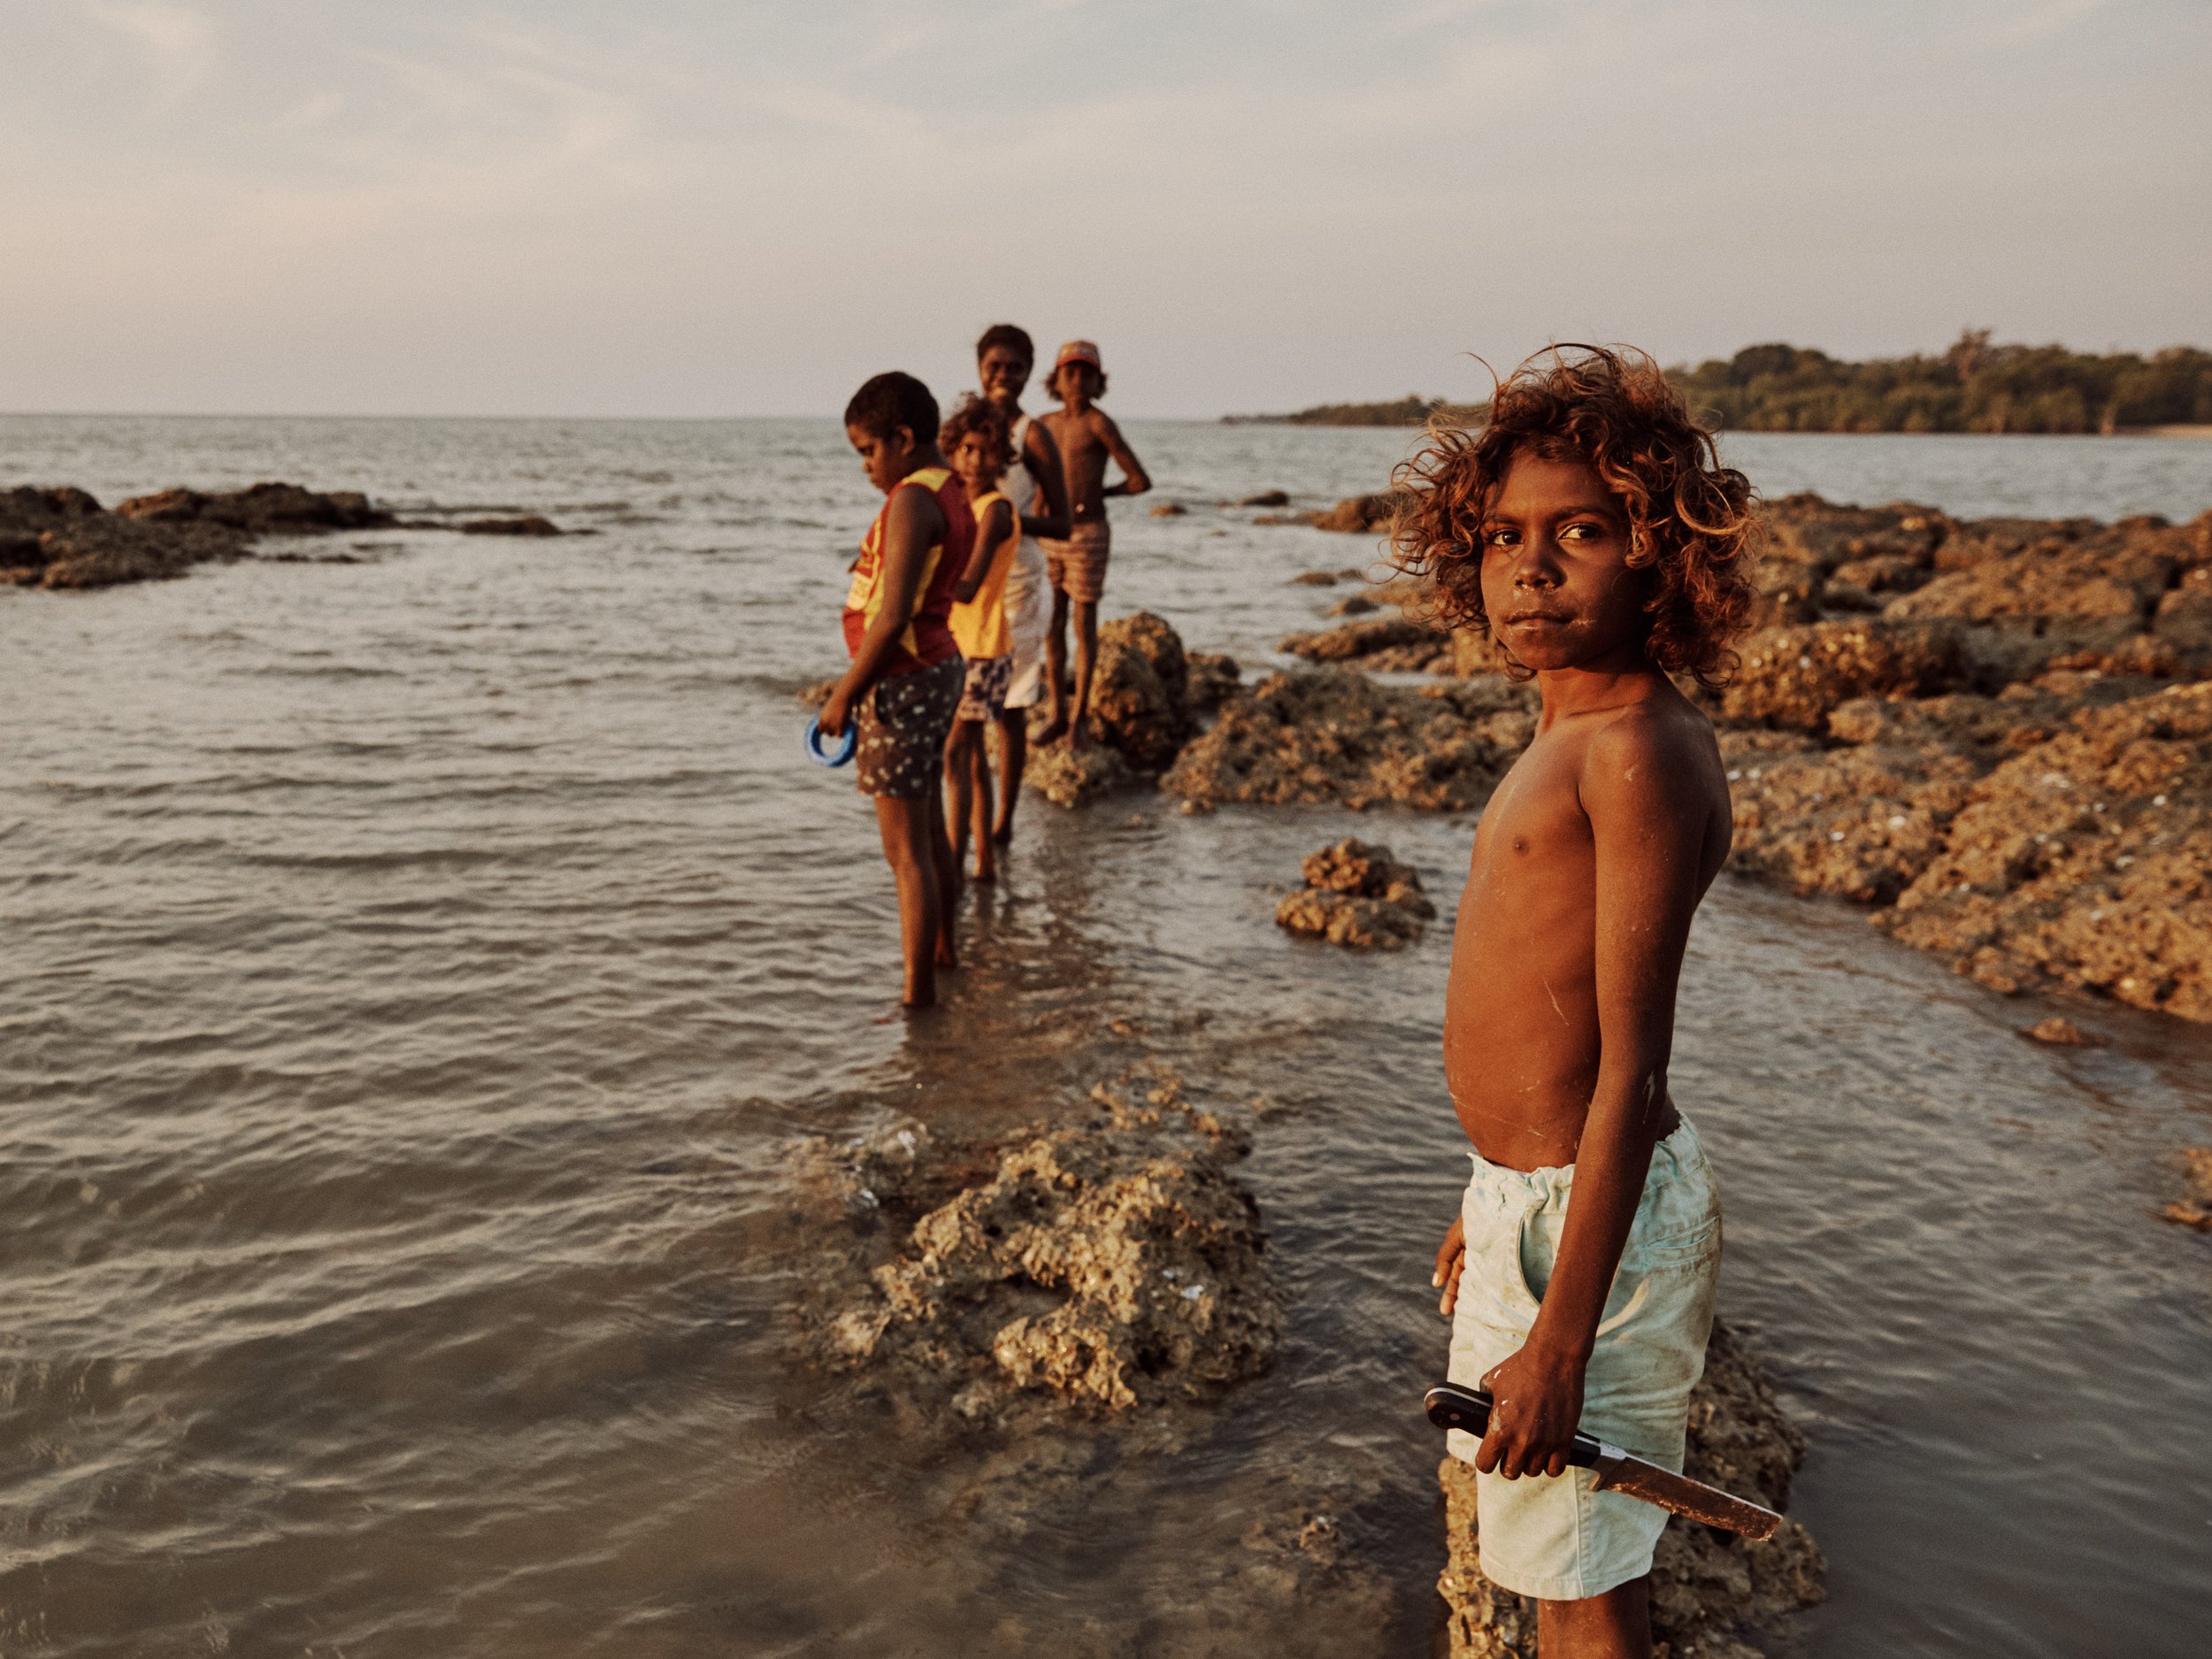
[1586, 1441, 1781, 1540]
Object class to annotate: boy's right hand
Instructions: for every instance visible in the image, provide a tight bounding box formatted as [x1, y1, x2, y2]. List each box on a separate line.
[1432, 1215, 1465, 1317]
[819, 683, 853, 738]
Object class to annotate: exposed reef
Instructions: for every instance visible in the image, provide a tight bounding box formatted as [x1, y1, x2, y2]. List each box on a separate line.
[1275, 838, 1437, 949]
[2, 481, 400, 590]
[1437, 1320, 1825, 1658]
[809, 1068, 1279, 1421]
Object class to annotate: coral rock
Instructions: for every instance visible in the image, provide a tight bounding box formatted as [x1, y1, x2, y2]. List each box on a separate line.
[1186, 651, 1242, 714]
[1723, 731, 1980, 905]
[1722, 620, 1966, 734]
[1164, 667, 1531, 812]
[1086, 611, 1194, 770]
[1025, 742, 1138, 808]
[1878, 681, 2212, 1019]
[1277, 838, 1436, 949]
[822, 1080, 1280, 1415]
[1279, 615, 1453, 672]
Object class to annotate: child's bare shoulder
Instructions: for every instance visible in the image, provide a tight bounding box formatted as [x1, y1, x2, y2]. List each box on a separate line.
[1577, 695, 1720, 806]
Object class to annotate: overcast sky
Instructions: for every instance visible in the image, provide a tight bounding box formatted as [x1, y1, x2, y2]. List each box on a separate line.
[2, 0, 2206, 418]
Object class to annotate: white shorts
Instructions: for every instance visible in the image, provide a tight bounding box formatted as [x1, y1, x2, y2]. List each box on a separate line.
[1446, 1116, 1721, 1601]
[1000, 537, 1050, 710]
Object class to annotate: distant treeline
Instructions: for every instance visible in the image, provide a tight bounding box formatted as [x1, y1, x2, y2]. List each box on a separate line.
[1223, 394, 1488, 427]
[1227, 333, 2212, 434]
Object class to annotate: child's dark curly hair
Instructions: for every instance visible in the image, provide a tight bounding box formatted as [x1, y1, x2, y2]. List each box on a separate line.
[937, 394, 1016, 475]
[1388, 345, 1759, 689]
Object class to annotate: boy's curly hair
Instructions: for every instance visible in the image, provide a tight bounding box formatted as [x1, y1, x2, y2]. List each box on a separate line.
[937, 394, 1016, 473]
[1388, 345, 1759, 689]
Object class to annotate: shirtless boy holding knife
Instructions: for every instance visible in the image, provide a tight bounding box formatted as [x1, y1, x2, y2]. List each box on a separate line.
[1396, 348, 1757, 1657]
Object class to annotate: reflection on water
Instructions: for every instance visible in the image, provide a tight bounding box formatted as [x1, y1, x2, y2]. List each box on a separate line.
[3, 417, 2209, 1657]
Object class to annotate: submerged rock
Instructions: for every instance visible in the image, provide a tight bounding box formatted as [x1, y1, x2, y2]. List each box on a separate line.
[1163, 667, 1531, 812]
[1878, 682, 2212, 1019]
[2162, 1148, 2212, 1232]
[460, 514, 563, 536]
[1437, 1319, 1824, 1657]
[1276, 838, 1437, 949]
[817, 1072, 1279, 1417]
[1025, 742, 1138, 808]
[2021, 1016, 2099, 1046]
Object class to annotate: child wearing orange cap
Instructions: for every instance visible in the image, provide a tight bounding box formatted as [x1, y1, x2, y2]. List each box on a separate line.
[1035, 340, 1150, 749]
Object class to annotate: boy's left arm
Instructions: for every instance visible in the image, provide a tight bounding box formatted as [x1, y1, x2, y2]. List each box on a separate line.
[1476, 718, 1714, 1480]
[1095, 413, 1152, 498]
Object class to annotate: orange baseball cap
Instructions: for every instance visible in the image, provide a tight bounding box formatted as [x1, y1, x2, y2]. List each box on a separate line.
[1055, 339, 1102, 372]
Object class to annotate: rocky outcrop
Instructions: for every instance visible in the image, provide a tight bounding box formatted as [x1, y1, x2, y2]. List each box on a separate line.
[1721, 731, 1980, 905]
[1275, 839, 1437, 949]
[1086, 611, 1194, 769]
[816, 1071, 1279, 1418]
[1720, 619, 1965, 733]
[1438, 1319, 1824, 1658]
[1309, 490, 1409, 534]
[1163, 668, 1532, 811]
[1875, 681, 2212, 1019]
[459, 514, 563, 536]
[1279, 615, 1455, 673]
[3, 481, 395, 590]
[116, 481, 395, 534]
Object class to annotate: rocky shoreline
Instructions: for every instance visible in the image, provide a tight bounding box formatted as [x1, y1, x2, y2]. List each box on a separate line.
[1031, 494, 2212, 1026]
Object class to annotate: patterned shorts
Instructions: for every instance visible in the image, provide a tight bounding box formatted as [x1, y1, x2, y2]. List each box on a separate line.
[956, 654, 1013, 723]
[855, 656, 964, 799]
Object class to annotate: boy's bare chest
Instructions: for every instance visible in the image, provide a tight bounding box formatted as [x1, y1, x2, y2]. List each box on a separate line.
[1467, 739, 1592, 887]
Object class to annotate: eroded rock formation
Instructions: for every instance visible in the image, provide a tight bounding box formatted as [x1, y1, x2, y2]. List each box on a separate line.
[815, 1071, 1279, 1419]
[1163, 668, 1532, 811]
[1276, 838, 1437, 949]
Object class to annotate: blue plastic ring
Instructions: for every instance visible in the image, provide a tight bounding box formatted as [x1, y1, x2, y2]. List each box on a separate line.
[803, 713, 858, 768]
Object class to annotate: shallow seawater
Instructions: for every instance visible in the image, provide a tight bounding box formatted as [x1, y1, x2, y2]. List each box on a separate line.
[3, 417, 2209, 1657]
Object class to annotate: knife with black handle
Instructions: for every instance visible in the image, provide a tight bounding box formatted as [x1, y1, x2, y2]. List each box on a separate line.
[1424, 1381, 1782, 1540]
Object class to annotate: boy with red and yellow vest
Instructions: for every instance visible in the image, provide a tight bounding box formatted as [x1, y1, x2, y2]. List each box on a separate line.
[819, 373, 976, 1010]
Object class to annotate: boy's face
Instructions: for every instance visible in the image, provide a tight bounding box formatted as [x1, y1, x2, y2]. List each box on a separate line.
[1478, 452, 1648, 673]
[948, 432, 1002, 491]
[1050, 362, 1100, 403]
[847, 422, 917, 495]
[979, 347, 1032, 405]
